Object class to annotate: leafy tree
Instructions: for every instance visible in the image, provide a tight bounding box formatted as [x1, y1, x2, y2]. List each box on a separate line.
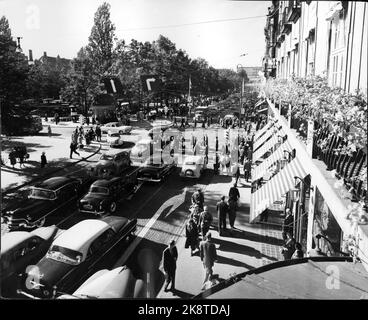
[61, 47, 102, 114]
[87, 2, 116, 74]
[0, 16, 29, 127]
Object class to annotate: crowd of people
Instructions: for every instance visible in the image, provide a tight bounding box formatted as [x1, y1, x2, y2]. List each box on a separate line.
[69, 124, 102, 159]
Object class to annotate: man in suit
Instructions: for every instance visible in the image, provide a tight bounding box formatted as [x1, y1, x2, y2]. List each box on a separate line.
[162, 240, 178, 292]
[282, 208, 294, 241]
[199, 232, 217, 290]
[216, 196, 229, 236]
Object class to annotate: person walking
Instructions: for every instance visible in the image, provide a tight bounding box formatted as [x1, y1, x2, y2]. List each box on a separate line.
[243, 157, 251, 182]
[216, 196, 229, 236]
[9, 151, 16, 169]
[95, 125, 102, 142]
[228, 197, 238, 229]
[224, 153, 231, 175]
[232, 162, 240, 186]
[69, 141, 80, 159]
[282, 208, 294, 241]
[162, 240, 178, 292]
[199, 206, 213, 237]
[199, 232, 217, 290]
[191, 188, 204, 211]
[185, 218, 199, 256]
[229, 183, 240, 203]
[281, 233, 296, 260]
[40, 152, 47, 168]
[47, 125, 52, 137]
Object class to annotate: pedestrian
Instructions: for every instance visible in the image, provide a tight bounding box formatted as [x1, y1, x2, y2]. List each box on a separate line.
[281, 233, 296, 260]
[229, 183, 240, 202]
[92, 116, 96, 125]
[86, 116, 90, 126]
[199, 206, 213, 237]
[44, 113, 48, 122]
[70, 141, 80, 159]
[185, 218, 199, 256]
[213, 153, 220, 175]
[243, 157, 251, 182]
[199, 232, 217, 290]
[162, 240, 178, 292]
[9, 151, 16, 169]
[232, 162, 240, 186]
[40, 152, 47, 168]
[95, 125, 101, 142]
[229, 196, 239, 229]
[292, 242, 304, 259]
[185, 117, 189, 127]
[19, 154, 25, 168]
[47, 125, 52, 137]
[282, 208, 294, 241]
[224, 153, 231, 175]
[191, 188, 204, 211]
[216, 196, 229, 236]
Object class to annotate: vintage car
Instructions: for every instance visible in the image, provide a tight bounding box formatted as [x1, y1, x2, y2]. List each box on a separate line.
[2, 176, 91, 231]
[130, 138, 158, 163]
[78, 175, 137, 216]
[57, 266, 147, 299]
[93, 151, 131, 177]
[20, 216, 137, 298]
[136, 154, 177, 183]
[1, 225, 62, 297]
[106, 132, 125, 148]
[180, 155, 207, 179]
[100, 122, 132, 135]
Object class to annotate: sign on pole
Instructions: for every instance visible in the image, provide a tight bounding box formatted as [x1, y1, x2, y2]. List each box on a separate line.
[141, 75, 162, 92]
[102, 77, 124, 94]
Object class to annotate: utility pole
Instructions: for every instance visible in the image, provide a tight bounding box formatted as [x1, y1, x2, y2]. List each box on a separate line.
[237, 64, 246, 128]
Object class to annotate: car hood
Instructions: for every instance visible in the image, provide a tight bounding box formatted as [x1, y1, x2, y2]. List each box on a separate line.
[3, 198, 55, 219]
[34, 257, 76, 289]
[80, 194, 107, 205]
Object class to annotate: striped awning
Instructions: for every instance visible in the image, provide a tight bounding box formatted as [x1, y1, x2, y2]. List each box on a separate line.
[250, 156, 308, 223]
[254, 121, 274, 141]
[253, 127, 286, 161]
[252, 139, 292, 182]
[255, 99, 266, 108]
[254, 123, 278, 151]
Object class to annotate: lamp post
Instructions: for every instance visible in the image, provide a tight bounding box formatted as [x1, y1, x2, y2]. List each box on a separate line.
[237, 63, 247, 128]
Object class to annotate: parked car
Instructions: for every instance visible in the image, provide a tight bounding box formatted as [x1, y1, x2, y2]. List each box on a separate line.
[79, 175, 137, 216]
[93, 151, 131, 177]
[106, 132, 125, 148]
[2, 176, 91, 231]
[100, 122, 132, 135]
[180, 155, 207, 179]
[1, 225, 62, 297]
[58, 266, 147, 299]
[136, 154, 177, 182]
[19, 216, 137, 298]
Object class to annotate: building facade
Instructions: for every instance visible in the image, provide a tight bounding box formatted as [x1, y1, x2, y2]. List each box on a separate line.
[263, 1, 367, 95]
[257, 1, 367, 271]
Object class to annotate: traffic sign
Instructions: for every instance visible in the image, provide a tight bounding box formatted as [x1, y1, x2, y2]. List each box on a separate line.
[141, 75, 162, 92]
[102, 77, 124, 94]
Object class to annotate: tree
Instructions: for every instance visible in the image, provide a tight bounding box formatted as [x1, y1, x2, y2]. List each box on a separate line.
[87, 2, 116, 74]
[61, 47, 101, 114]
[0, 16, 29, 129]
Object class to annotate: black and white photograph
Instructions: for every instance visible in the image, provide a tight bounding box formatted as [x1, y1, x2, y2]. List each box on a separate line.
[1, 0, 367, 308]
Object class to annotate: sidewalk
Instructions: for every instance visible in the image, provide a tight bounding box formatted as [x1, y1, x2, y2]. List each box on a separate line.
[157, 173, 284, 298]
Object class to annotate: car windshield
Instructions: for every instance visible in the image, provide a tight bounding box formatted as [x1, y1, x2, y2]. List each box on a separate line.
[29, 188, 56, 200]
[185, 161, 197, 165]
[109, 133, 120, 137]
[90, 186, 109, 194]
[100, 154, 113, 161]
[47, 245, 83, 265]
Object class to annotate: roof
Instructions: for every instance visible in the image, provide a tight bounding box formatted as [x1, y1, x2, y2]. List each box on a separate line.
[52, 220, 110, 254]
[184, 155, 203, 163]
[203, 258, 368, 299]
[35, 176, 76, 190]
[92, 177, 121, 187]
[1, 232, 34, 253]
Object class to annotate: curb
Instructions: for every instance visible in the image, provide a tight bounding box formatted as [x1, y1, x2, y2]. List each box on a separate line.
[2, 144, 102, 196]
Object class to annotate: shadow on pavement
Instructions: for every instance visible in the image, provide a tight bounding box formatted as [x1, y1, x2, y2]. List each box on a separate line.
[216, 254, 256, 270]
[212, 236, 263, 258]
[227, 228, 284, 246]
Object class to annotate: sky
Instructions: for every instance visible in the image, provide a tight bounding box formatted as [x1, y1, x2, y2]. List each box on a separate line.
[1, 0, 270, 70]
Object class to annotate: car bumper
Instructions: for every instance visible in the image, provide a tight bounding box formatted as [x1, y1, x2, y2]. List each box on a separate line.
[180, 172, 199, 178]
[137, 177, 162, 182]
[3, 217, 36, 230]
[79, 209, 106, 215]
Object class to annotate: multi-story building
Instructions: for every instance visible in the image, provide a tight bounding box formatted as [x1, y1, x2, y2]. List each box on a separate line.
[257, 1, 368, 272]
[263, 0, 367, 94]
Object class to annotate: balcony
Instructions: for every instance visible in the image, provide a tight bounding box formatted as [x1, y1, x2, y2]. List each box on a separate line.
[281, 8, 292, 34]
[287, 1, 301, 23]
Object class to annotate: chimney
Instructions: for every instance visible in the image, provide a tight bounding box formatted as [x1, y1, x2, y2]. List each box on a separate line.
[29, 50, 33, 62]
[43, 51, 47, 57]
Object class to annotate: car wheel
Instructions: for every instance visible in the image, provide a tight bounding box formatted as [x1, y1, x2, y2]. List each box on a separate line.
[109, 201, 117, 213]
[35, 217, 46, 228]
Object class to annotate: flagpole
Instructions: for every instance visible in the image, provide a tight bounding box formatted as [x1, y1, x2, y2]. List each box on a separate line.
[188, 76, 192, 116]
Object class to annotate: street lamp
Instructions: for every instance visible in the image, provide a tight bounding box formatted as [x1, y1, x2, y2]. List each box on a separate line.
[237, 63, 247, 128]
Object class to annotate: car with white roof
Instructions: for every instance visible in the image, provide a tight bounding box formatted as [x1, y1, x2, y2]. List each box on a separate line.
[106, 132, 125, 147]
[100, 122, 132, 135]
[19, 216, 137, 298]
[180, 155, 207, 178]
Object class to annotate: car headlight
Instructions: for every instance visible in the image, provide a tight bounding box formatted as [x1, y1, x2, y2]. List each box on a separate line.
[26, 214, 32, 221]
